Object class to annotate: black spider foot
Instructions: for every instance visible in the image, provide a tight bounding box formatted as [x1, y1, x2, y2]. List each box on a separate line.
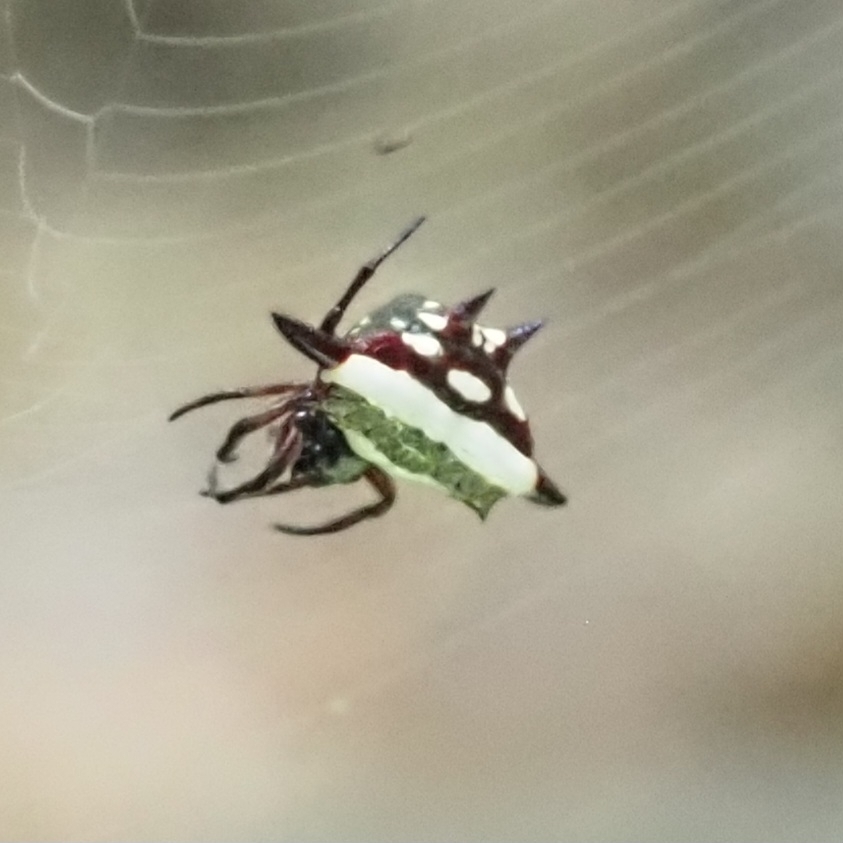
[200, 465, 225, 501]
[215, 447, 238, 464]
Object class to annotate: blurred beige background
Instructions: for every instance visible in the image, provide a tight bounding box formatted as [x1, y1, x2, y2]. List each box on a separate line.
[2, 0, 843, 839]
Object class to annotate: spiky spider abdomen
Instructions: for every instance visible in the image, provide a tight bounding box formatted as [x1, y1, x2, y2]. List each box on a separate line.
[317, 294, 548, 518]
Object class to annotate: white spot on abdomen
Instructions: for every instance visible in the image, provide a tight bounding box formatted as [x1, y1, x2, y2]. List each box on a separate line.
[504, 384, 527, 421]
[447, 368, 491, 403]
[417, 311, 447, 332]
[324, 354, 538, 496]
[481, 327, 506, 353]
[401, 331, 442, 357]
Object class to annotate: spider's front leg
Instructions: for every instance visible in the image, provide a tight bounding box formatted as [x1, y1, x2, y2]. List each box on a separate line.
[206, 469, 314, 504]
[270, 218, 426, 367]
[319, 216, 425, 335]
[203, 417, 302, 504]
[214, 399, 298, 463]
[168, 382, 306, 422]
[274, 466, 396, 536]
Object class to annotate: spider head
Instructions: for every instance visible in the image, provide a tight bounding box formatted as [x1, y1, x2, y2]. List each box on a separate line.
[289, 408, 368, 486]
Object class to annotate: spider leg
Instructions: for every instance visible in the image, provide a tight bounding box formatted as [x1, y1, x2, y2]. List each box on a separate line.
[274, 466, 396, 536]
[203, 421, 302, 503]
[208, 470, 315, 504]
[239, 473, 317, 498]
[214, 400, 295, 463]
[319, 216, 425, 335]
[168, 382, 307, 422]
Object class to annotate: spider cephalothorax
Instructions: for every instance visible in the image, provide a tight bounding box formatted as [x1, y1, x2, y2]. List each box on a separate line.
[170, 217, 565, 535]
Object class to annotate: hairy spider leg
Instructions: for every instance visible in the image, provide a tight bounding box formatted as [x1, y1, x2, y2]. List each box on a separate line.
[167, 383, 310, 421]
[169, 382, 308, 422]
[319, 216, 426, 336]
[214, 472, 315, 503]
[203, 416, 303, 504]
[214, 396, 304, 463]
[274, 466, 396, 536]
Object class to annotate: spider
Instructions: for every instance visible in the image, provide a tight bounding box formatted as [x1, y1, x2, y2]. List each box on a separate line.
[169, 217, 566, 535]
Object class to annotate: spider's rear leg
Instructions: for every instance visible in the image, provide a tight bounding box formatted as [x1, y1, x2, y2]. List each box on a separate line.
[319, 216, 425, 336]
[274, 466, 396, 536]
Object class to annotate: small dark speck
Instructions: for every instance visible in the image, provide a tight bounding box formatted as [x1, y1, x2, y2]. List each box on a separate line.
[372, 130, 413, 155]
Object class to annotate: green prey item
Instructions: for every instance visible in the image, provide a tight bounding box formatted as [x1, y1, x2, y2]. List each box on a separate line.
[324, 384, 507, 519]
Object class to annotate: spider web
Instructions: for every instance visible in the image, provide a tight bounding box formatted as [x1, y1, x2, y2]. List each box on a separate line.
[2, 0, 842, 439]
[3, 0, 843, 838]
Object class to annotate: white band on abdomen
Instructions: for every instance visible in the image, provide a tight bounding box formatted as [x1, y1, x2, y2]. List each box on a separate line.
[324, 354, 537, 496]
